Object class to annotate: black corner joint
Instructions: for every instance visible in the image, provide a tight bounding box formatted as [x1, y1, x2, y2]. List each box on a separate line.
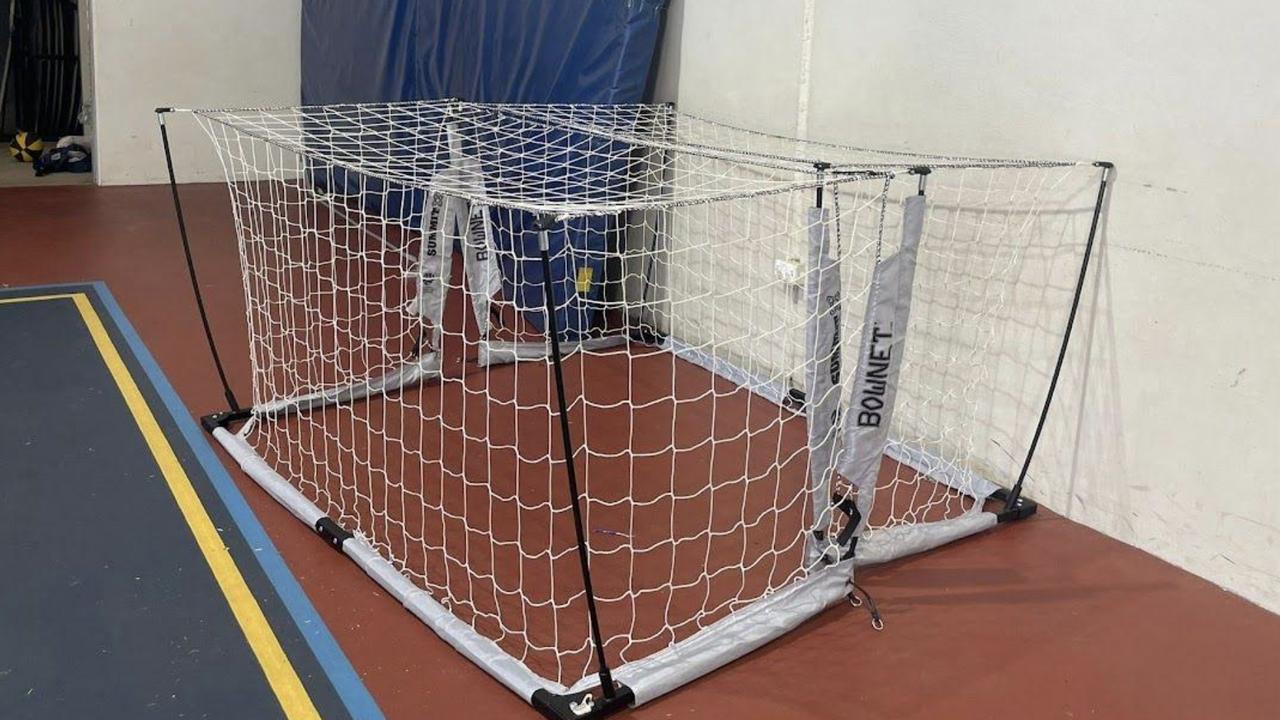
[910, 166, 932, 195]
[786, 386, 807, 408]
[531, 684, 635, 720]
[315, 517, 353, 552]
[990, 488, 1038, 523]
[155, 107, 172, 114]
[1094, 160, 1114, 169]
[813, 162, 832, 207]
[200, 407, 253, 433]
[533, 213, 559, 232]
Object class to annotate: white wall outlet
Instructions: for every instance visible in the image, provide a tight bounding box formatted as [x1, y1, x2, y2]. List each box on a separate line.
[774, 258, 803, 286]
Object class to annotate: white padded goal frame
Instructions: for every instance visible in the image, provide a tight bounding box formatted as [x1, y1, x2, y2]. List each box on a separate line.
[160, 100, 1112, 719]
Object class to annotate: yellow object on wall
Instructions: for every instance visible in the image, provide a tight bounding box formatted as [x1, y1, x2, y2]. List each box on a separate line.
[576, 266, 594, 294]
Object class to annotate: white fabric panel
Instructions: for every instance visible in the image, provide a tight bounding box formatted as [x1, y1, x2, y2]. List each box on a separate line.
[414, 194, 453, 349]
[462, 204, 503, 334]
[439, 122, 503, 337]
[804, 205, 842, 534]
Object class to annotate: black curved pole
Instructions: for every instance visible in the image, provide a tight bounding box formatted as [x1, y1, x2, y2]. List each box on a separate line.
[1006, 162, 1113, 509]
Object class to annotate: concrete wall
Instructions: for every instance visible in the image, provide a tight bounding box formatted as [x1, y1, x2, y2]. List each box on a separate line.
[84, 0, 301, 184]
[654, 0, 1280, 614]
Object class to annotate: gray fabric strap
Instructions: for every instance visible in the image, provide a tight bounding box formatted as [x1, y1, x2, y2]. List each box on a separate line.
[442, 123, 503, 336]
[416, 123, 503, 345]
[804, 206, 842, 533]
[462, 204, 503, 335]
[414, 193, 453, 350]
[838, 194, 926, 534]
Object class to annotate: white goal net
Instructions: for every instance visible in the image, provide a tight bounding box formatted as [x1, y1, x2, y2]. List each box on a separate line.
[183, 100, 1104, 713]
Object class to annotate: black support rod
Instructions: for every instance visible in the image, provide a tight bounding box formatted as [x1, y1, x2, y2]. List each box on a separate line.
[534, 216, 617, 699]
[1006, 161, 1113, 509]
[156, 109, 241, 413]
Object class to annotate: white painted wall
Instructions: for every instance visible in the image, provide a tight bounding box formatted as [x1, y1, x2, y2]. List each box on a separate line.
[84, 0, 300, 184]
[655, 0, 1280, 614]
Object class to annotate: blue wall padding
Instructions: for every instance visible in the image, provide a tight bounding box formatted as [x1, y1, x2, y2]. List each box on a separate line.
[302, 1, 418, 103]
[302, 0, 665, 105]
[300, 0, 667, 339]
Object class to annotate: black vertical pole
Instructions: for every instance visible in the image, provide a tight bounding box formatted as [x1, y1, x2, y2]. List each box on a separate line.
[156, 109, 241, 413]
[535, 215, 617, 699]
[912, 165, 931, 195]
[1006, 161, 1113, 509]
[813, 161, 830, 208]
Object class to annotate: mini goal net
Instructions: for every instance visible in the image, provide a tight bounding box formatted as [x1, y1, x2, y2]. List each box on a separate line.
[162, 100, 1109, 719]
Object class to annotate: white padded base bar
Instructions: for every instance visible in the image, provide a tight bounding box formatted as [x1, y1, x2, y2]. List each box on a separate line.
[574, 561, 854, 705]
[854, 511, 998, 567]
[254, 353, 442, 416]
[476, 335, 628, 367]
[212, 422, 1005, 708]
[211, 426, 566, 702]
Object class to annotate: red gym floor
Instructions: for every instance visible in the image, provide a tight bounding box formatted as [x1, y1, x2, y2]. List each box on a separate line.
[3, 183, 1278, 719]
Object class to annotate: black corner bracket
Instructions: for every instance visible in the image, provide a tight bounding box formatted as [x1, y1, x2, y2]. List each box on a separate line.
[315, 517, 353, 552]
[531, 684, 635, 720]
[200, 407, 253, 433]
[989, 487, 1038, 523]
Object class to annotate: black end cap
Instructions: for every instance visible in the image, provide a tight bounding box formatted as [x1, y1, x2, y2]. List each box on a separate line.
[155, 107, 172, 114]
[909, 165, 933, 176]
[315, 517, 353, 552]
[813, 161, 832, 172]
[1094, 160, 1115, 169]
[531, 684, 635, 720]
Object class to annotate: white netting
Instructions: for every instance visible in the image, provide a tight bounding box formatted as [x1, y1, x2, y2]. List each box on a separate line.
[192, 100, 1099, 692]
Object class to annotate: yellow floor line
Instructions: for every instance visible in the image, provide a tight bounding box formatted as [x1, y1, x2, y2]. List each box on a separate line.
[1, 292, 320, 720]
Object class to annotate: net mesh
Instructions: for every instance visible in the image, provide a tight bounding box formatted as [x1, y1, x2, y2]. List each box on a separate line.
[193, 100, 1097, 689]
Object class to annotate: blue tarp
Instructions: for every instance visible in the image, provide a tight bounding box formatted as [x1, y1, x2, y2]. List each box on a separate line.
[302, 0, 665, 105]
[301, 0, 667, 338]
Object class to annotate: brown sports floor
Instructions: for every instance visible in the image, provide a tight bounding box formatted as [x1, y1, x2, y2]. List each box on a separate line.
[2, 183, 1277, 719]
